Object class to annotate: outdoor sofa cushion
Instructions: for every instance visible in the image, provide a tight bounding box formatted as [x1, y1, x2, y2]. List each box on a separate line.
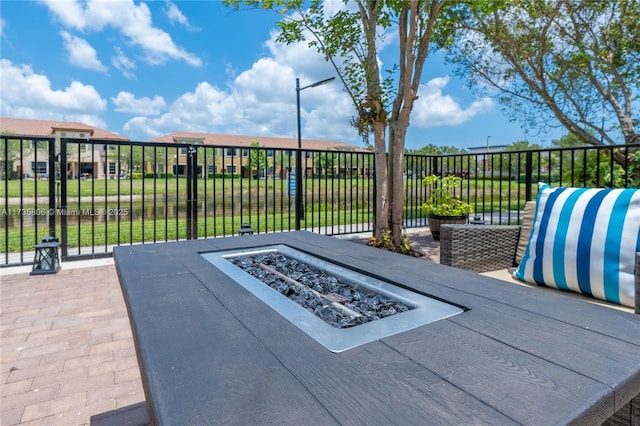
[514, 201, 536, 265]
[514, 183, 640, 307]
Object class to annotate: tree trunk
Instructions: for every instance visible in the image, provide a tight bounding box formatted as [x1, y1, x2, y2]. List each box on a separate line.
[388, 120, 408, 248]
[372, 120, 388, 241]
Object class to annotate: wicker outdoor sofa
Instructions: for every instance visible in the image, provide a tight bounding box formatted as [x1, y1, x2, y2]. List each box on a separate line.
[439, 223, 640, 314]
[439, 223, 639, 426]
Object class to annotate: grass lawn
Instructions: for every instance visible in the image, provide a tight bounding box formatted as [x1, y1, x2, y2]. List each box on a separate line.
[1, 176, 374, 198]
[1, 208, 374, 253]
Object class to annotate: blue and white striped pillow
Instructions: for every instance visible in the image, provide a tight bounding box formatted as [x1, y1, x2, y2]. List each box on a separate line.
[514, 183, 640, 307]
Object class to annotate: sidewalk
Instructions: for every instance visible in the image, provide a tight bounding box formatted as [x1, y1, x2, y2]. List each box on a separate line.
[1, 229, 438, 425]
[1, 259, 149, 426]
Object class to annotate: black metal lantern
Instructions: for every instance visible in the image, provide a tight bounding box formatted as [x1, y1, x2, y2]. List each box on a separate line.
[31, 236, 60, 275]
[238, 223, 254, 236]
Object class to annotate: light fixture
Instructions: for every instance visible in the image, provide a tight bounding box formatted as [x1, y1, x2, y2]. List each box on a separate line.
[295, 76, 335, 230]
[31, 236, 60, 275]
[238, 223, 254, 236]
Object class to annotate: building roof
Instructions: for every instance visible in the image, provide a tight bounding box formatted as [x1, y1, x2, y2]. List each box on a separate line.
[467, 145, 508, 153]
[0, 118, 367, 151]
[0, 117, 129, 141]
[152, 131, 369, 152]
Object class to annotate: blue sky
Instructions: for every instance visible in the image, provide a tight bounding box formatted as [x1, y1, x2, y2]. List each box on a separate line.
[0, 1, 566, 150]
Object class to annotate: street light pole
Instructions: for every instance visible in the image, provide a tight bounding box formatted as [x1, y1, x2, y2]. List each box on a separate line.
[295, 76, 335, 230]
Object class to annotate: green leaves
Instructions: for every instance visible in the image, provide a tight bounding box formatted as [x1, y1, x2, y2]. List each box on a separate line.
[448, 0, 639, 150]
[421, 174, 474, 216]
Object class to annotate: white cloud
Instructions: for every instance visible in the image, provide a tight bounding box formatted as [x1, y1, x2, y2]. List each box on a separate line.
[264, 30, 335, 81]
[121, 116, 164, 139]
[117, 23, 350, 141]
[111, 47, 136, 79]
[411, 76, 494, 127]
[112, 92, 166, 115]
[41, 0, 202, 67]
[123, 55, 354, 143]
[0, 59, 107, 127]
[165, 1, 198, 31]
[60, 31, 107, 72]
[123, 82, 245, 140]
[234, 57, 295, 103]
[165, 1, 187, 26]
[41, 0, 87, 29]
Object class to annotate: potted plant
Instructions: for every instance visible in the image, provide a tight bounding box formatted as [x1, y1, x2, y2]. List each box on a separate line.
[421, 174, 474, 240]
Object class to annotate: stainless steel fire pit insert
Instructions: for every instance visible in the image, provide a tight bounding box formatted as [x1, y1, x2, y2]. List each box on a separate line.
[201, 245, 463, 352]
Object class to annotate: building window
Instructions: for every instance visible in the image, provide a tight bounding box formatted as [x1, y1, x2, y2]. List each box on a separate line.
[305, 152, 313, 159]
[180, 147, 187, 155]
[226, 165, 237, 174]
[208, 164, 217, 173]
[267, 149, 274, 157]
[242, 148, 249, 156]
[173, 164, 186, 175]
[31, 161, 47, 174]
[109, 162, 116, 174]
[225, 148, 238, 157]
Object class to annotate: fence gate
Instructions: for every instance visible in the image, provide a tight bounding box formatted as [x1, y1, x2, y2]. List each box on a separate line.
[57, 138, 202, 262]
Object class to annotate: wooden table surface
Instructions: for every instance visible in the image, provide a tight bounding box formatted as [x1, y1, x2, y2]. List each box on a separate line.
[114, 231, 640, 425]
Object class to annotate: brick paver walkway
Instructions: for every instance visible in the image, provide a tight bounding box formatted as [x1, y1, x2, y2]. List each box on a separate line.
[1, 262, 149, 426]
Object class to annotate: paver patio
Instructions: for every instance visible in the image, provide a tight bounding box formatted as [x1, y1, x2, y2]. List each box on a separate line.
[1, 259, 149, 426]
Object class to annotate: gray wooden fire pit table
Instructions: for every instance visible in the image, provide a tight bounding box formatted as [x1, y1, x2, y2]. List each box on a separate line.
[114, 231, 640, 425]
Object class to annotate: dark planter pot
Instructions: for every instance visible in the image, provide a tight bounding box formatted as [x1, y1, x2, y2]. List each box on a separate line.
[426, 214, 468, 241]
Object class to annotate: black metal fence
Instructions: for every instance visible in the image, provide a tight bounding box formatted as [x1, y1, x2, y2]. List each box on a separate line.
[2, 135, 638, 266]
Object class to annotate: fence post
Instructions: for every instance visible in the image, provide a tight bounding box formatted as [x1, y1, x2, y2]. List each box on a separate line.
[192, 147, 198, 239]
[525, 150, 533, 201]
[186, 146, 193, 239]
[295, 149, 303, 230]
[60, 139, 68, 259]
[186, 146, 198, 239]
[48, 138, 56, 239]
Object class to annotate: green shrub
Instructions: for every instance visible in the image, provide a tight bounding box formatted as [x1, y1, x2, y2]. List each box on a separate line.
[209, 173, 236, 179]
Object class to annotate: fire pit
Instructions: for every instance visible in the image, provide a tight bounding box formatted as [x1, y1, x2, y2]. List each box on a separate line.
[115, 232, 640, 425]
[201, 245, 463, 352]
